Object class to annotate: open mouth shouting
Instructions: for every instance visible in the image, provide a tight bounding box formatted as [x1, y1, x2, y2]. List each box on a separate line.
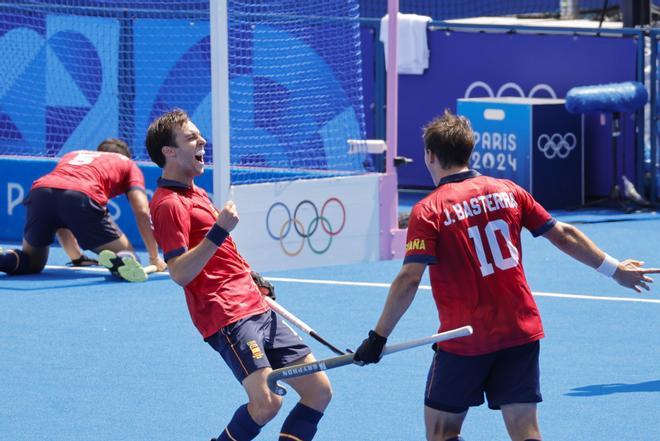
[195, 150, 205, 165]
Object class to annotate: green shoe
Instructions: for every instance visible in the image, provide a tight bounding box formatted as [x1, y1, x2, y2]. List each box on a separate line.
[117, 254, 149, 283]
[98, 250, 122, 276]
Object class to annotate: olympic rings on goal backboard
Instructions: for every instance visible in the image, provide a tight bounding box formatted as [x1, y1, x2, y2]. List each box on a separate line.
[266, 198, 346, 256]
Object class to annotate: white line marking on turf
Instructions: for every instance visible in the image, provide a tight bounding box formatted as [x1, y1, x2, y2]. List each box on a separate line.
[42, 267, 660, 304]
[270, 277, 392, 288]
[267, 277, 660, 304]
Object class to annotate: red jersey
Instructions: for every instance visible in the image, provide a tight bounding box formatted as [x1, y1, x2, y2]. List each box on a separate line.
[31, 150, 145, 206]
[149, 178, 268, 338]
[405, 171, 555, 356]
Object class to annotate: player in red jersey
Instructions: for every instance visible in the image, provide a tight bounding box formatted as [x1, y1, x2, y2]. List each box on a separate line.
[354, 111, 659, 441]
[0, 139, 166, 279]
[146, 109, 332, 441]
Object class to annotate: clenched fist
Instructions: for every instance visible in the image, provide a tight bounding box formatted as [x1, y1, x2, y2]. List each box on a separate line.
[216, 201, 239, 232]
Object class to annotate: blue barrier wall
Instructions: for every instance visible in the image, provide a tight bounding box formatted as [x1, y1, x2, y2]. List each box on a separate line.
[0, 156, 348, 245]
[0, 156, 212, 247]
[393, 31, 638, 197]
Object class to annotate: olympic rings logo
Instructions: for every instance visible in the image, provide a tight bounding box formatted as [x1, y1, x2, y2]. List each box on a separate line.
[536, 133, 577, 159]
[266, 198, 346, 256]
[464, 81, 558, 99]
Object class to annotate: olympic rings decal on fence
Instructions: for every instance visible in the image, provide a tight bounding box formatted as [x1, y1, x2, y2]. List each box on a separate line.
[266, 198, 346, 256]
[536, 133, 577, 159]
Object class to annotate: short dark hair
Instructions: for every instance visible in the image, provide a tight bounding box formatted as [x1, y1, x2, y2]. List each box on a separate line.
[97, 138, 131, 159]
[145, 109, 190, 168]
[422, 110, 474, 169]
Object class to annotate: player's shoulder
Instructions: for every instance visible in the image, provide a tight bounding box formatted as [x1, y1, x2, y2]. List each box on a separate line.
[192, 184, 209, 198]
[151, 187, 187, 209]
[477, 175, 522, 193]
[410, 190, 440, 219]
[151, 190, 194, 225]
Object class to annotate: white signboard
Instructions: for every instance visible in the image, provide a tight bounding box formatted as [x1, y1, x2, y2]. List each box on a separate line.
[230, 174, 380, 271]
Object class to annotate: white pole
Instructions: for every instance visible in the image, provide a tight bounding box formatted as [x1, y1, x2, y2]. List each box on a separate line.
[210, 0, 231, 205]
[386, 0, 398, 176]
[379, 0, 400, 260]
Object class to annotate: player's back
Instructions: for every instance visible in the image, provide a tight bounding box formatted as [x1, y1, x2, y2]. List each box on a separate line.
[410, 172, 554, 355]
[32, 150, 144, 206]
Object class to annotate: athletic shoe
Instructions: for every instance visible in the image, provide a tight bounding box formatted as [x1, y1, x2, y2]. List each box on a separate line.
[99, 250, 148, 282]
[117, 254, 149, 283]
[98, 249, 123, 277]
[68, 254, 99, 267]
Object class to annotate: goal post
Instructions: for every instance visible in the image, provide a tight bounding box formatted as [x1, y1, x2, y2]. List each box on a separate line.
[209, 0, 403, 270]
[209, 0, 231, 206]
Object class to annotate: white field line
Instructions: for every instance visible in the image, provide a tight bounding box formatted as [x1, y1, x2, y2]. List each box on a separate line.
[43, 266, 660, 304]
[268, 277, 660, 304]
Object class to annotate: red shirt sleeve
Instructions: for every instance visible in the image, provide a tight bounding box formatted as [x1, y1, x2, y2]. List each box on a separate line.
[514, 185, 556, 237]
[125, 161, 146, 191]
[403, 203, 438, 265]
[151, 195, 191, 261]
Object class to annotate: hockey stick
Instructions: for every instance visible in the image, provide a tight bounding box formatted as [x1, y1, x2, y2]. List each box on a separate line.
[143, 265, 159, 274]
[264, 296, 346, 356]
[267, 325, 473, 396]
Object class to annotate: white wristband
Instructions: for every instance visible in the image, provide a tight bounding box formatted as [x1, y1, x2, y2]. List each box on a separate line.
[596, 254, 619, 277]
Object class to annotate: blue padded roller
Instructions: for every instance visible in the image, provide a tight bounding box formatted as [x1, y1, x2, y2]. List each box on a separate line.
[565, 81, 648, 114]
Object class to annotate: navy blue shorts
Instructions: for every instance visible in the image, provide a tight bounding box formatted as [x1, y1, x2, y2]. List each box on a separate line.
[205, 310, 312, 383]
[425, 340, 542, 413]
[23, 187, 122, 250]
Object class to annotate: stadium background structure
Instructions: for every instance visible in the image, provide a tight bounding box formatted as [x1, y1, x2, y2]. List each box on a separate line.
[0, 0, 659, 271]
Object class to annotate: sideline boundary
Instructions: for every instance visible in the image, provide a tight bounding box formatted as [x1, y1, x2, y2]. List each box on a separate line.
[42, 265, 660, 304]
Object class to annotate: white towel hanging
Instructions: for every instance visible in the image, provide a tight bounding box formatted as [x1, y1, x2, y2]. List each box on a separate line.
[380, 13, 432, 75]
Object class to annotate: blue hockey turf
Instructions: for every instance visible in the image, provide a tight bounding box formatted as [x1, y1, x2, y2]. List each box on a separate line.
[1, 217, 659, 440]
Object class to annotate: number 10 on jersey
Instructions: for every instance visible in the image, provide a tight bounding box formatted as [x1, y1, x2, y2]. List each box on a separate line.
[467, 220, 520, 277]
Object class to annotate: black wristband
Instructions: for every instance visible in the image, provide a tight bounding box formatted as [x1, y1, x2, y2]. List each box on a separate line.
[206, 224, 229, 247]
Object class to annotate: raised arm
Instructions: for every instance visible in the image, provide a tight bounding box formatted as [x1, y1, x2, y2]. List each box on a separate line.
[166, 201, 239, 287]
[126, 188, 166, 271]
[542, 220, 660, 292]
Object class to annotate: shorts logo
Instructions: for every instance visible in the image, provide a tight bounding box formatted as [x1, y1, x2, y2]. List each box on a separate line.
[406, 239, 426, 251]
[246, 340, 264, 359]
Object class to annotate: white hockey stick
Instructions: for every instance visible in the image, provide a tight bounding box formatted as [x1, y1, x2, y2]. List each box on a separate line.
[267, 325, 473, 396]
